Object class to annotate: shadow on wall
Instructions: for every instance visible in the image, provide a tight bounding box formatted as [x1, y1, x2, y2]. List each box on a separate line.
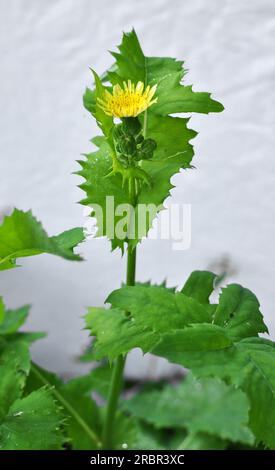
[207, 254, 238, 281]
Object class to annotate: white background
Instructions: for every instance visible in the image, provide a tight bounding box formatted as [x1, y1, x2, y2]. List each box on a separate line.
[1, 0, 275, 378]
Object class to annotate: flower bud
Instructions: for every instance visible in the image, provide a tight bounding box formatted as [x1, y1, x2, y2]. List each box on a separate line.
[117, 135, 137, 157]
[121, 117, 142, 136]
[113, 124, 125, 142]
[136, 134, 144, 145]
[138, 138, 157, 160]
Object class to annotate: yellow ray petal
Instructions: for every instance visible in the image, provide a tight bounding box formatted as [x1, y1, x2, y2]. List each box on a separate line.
[97, 80, 158, 118]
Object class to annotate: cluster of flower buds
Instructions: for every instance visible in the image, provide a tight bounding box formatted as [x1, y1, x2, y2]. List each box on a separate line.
[113, 117, 157, 168]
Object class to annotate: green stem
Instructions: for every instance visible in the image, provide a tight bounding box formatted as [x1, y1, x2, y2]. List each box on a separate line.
[143, 109, 148, 138]
[30, 362, 102, 449]
[101, 176, 137, 449]
[126, 245, 136, 287]
[101, 355, 125, 449]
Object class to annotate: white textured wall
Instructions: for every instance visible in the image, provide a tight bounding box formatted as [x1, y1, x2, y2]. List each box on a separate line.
[1, 0, 275, 378]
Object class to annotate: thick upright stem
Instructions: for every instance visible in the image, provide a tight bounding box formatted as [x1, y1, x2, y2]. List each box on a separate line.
[101, 354, 126, 449]
[126, 246, 136, 286]
[101, 177, 137, 449]
[126, 176, 137, 289]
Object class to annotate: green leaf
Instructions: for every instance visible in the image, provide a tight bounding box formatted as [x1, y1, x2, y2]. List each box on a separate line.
[178, 433, 227, 450]
[154, 83, 224, 115]
[50, 227, 84, 256]
[0, 358, 26, 421]
[0, 337, 31, 376]
[114, 416, 187, 451]
[78, 138, 130, 251]
[61, 387, 100, 450]
[0, 298, 4, 323]
[0, 387, 65, 450]
[86, 70, 114, 142]
[213, 284, 268, 340]
[108, 29, 224, 115]
[0, 298, 30, 335]
[109, 273, 267, 342]
[0, 209, 84, 270]
[123, 374, 254, 445]
[181, 270, 217, 304]
[0, 299, 44, 380]
[132, 425, 167, 450]
[25, 363, 63, 393]
[85, 307, 157, 361]
[133, 422, 187, 450]
[13, 331, 46, 343]
[86, 271, 272, 447]
[153, 335, 275, 449]
[144, 114, 196, 161]
[86, 273, 267, 362]
[64, 364, 112, 401]
[27, 363, 102, 450]
[107, 283, 212, 331]
[111, 413, 140, 450]
[0, 349, 65, 450]
[128, 115, 195, 248]
[0, 259, 16, 271]
[83, 87, 96, 114]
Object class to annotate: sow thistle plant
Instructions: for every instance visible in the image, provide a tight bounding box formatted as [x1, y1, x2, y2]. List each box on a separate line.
[0, 29, 274, 451]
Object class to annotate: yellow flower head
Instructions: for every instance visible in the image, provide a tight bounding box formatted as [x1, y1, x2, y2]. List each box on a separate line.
[97, 80, 158, 118]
